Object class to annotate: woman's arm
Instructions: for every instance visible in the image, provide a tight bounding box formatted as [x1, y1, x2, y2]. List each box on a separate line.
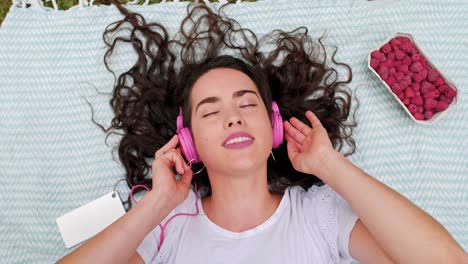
[57, 135, 194, 263]
[317, 151, 467, 263]
[284, 111, 467, 263]
[56, 190, 172, 263]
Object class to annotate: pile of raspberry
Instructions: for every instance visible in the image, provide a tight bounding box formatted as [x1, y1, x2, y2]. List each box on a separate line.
[370, 36, 457, 121]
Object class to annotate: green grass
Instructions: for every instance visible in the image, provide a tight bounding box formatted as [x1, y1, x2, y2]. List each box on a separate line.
[0, 0, 256, 27]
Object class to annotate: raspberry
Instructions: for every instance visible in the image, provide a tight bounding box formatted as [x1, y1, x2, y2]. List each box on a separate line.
[400, 81, 409, 89]
[435, 101, 449, 111]
[371, 50, 383, 59]
[378, 66, 389, 80]
[410, 62, 423, 73]
[419, 57, 427, 65]
[402, 56, 412, 66]
[392, 83, 405, 94]
[397, 92, 405, 100]
[421, 81, 434, 94]
[403, 98, 411, 105]
[434, 77, 445, 86]
[408, 104, 418, 114]
[411, 53, 422, 62]
[411, 83, 420, 92]
[437, 84, 450, 93]
[370, 58, 380, 69]
[408, 46, 419, 55]
[403, 75, 412, 86]
[424, 98, 438, 110]
[405, 87, 415, 98]
[444, 87, 457, 99]
[411, 96, 423, 106]
[371, 50, 386, 62]
[427, 69, 440, 82]
[398, 65, 409, 73]
[381, 43, 392, 54]
[413, 73, 424, 83]
[394, 60, 402, 67]
[390, 38, 401, 48]
[389, 67, 397, 76]
[423, 90, 438, 99]
[395, 72, 404, 81]
[395, 49, 406, 60]
[398, 36, 411, 44]
[424, 110, 434, 120]
[417, 106, 424, 113]
[386, 76, 396, 87]
[413, 113, 425, 120]
[438, 95, 452, 104]
[387, 52, 396, 61]
[401, 42, 413, 53]
[420, 68, 428, 79]
[381, 59, 393, 67]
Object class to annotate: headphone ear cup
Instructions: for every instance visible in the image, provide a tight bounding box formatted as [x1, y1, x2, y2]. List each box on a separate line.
[178, 128, 200, 163]
[271, 101, 284, 149]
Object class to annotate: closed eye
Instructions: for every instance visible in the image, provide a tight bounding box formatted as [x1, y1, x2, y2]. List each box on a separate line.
[240, 104, 257, 108]
[202, 111, 219, 118]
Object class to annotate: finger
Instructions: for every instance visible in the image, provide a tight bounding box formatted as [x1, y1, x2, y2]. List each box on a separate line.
[284, 120, 306, 143]
[171, 151, 186, 175]
[160, 150, 185, 175]
[155, 135, 179, 159]
[183, 160, 192, 172]
[290, 117, 312, 135]
[286, 136, 299, 157]
[178, 167, 193, 189]
[285, 131, 302, 148]
[306, 111, 324, 129]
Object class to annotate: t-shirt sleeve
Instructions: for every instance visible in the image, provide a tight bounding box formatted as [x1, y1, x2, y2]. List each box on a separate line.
[302, 184, 359, 264]
[136, 225, 161, 264]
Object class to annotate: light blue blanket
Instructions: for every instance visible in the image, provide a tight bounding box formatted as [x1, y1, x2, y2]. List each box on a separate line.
[0, 0, 466, 262]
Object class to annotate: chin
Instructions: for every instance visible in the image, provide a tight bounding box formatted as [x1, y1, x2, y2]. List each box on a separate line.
[228, 154, 268, 171]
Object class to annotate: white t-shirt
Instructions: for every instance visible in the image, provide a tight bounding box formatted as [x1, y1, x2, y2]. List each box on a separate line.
[137, 184, 359, 264]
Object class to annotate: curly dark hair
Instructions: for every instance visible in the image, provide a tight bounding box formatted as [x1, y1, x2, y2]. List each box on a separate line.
[95, 0, 357, 208]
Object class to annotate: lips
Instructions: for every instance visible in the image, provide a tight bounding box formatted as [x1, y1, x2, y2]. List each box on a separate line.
[223, 131, 254, 147]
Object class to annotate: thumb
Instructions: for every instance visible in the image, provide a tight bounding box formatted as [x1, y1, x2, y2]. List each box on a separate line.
[178, 167, 193, 190]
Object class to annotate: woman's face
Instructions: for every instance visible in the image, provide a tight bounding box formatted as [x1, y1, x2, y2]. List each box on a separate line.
[189, 68, 272, 174]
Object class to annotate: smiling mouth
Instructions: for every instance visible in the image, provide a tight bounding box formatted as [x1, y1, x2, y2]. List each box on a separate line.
[223, 137, 254, 149]
[224, 136, 253, 146]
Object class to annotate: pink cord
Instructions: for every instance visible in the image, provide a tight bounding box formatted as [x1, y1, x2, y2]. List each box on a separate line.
[130, 183, 200, 251]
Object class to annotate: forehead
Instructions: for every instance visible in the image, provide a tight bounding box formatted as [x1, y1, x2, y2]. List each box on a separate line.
[190, 68, 259, 102]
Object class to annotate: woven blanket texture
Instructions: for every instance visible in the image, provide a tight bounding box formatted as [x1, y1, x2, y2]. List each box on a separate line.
[0, 0, 467, 262]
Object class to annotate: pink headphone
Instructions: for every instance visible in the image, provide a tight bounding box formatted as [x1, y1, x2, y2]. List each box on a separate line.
[177, 101, 284, 163]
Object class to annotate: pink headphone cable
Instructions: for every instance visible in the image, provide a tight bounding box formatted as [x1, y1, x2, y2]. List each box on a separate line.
[130, 182, 200, 251]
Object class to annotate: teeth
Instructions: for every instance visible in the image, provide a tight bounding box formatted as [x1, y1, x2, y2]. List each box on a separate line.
[225, 137, 252, 145]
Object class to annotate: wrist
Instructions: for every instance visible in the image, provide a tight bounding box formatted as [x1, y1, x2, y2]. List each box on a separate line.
[311, 149, 343, 180]
[140, 190, 173, 221]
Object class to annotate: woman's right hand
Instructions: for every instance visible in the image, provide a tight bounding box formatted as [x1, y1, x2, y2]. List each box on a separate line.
[150, 134, 193, 211]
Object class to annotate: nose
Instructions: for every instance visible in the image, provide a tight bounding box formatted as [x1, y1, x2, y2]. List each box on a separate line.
[225, 108, 244, 128]
[228, 120, 242, 127]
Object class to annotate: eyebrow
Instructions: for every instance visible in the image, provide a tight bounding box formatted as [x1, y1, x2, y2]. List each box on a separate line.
[195, 89, 259, 113]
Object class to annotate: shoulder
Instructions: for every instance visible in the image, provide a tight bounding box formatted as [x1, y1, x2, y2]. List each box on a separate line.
[293, 184, 359, 264]
[287, 183, 336, 206]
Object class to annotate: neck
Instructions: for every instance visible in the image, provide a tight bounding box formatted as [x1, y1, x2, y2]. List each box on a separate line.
[201, 165, 282, 232]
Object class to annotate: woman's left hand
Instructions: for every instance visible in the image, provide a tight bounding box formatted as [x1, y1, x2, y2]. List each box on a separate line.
[283, 111, 335, 177]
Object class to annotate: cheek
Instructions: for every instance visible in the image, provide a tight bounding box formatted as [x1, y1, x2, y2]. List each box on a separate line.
[191, 123, 217, 158]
